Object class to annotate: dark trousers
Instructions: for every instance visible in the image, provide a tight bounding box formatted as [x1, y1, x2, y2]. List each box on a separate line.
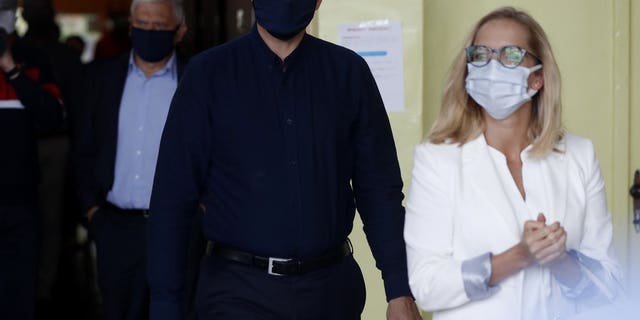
[0, 204, 38, 320]
[195, 253, 366, 319]
[36, 135, 70, 301]
[90, 206, 148, 320]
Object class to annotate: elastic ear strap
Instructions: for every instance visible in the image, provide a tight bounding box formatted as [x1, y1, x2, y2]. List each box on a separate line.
[529, 64, 543, 73]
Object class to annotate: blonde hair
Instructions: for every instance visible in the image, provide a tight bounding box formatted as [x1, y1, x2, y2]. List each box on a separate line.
[428, 6, 563, 158]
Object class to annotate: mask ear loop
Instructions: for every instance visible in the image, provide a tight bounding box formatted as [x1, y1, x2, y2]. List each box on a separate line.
[528, 64, 543, 73]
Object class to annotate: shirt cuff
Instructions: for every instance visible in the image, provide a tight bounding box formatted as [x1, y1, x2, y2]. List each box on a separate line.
[383, 272, 413, 302]
[558, 265, 591, 299]
[559, 249, 613, 300]
[461, 252, 499, 301]
[5, 66, 20, 80]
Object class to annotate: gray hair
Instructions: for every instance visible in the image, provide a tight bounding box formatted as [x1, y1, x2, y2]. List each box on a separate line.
[130, 0, 184, 24]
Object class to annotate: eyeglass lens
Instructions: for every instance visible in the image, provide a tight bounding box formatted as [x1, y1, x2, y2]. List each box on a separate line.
[468, 45, 525, 68]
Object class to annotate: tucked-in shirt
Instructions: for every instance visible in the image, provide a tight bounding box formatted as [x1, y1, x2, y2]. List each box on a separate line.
[107, 52, 177, 209]
[148, 27, 411, 319]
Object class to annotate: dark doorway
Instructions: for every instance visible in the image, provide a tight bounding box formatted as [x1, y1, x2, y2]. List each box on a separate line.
[181, 0, 254, 57]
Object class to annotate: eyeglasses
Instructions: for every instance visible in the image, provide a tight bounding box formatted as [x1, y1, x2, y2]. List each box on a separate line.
[465, 45, 540, 69]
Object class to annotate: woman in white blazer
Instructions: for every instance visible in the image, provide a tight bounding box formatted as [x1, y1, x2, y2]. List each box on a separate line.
[404, 7, 622, 320]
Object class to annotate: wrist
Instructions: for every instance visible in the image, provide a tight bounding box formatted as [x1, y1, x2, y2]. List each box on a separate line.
[548, 251, 570, 271]
[548, 251, 582, 287]
[514, 242, 534, 269]
[4, 65, 19, 80]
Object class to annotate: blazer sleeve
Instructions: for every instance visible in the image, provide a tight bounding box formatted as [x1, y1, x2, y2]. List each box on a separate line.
[571, 138, 623, 300]
[404, 143, 471, 311]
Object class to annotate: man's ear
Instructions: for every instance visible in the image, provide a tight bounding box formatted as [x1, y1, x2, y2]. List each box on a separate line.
[175, 22, 188, 44]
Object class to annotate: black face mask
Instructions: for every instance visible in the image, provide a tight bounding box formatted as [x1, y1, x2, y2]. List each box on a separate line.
[131, 26, 176, 63]
[253, 0, 317, 40]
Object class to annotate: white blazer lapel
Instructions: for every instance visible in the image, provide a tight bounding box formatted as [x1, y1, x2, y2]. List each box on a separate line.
[461, 135, 522, 238]
[536, 140, 568, 224]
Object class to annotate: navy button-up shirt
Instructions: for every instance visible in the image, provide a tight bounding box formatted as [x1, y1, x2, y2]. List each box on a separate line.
[149, 26, 410, 319]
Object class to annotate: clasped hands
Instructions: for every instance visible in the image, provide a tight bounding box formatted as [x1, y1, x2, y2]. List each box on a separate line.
[519, 213, 568, 267]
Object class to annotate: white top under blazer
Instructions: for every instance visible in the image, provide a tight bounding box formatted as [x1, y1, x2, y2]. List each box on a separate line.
[404, 133, 622, 320]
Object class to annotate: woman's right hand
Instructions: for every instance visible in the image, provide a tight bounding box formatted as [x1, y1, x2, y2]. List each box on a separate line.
[86, 205, 100, 222]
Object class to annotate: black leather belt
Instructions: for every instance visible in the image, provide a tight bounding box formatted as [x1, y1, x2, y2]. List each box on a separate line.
[102, 201, 149, 217]
[206, 239, 353, 276]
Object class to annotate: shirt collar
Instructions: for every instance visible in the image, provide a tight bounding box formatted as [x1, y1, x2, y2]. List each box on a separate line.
[249, 24, 310, 69]
[128, 50, 178, 80]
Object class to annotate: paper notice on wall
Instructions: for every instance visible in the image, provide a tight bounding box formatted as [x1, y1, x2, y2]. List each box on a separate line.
[338, 20, 405, 112]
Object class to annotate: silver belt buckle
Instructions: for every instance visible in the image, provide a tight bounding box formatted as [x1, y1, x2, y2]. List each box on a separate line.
[268, 257, 291, 276]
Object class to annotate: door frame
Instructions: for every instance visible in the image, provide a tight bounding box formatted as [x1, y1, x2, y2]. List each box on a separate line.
[623, 0, 640, 297]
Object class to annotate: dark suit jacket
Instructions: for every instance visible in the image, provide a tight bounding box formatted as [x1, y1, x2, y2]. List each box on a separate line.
[74, 53, 186, 215]
[73, 52, 202, 317]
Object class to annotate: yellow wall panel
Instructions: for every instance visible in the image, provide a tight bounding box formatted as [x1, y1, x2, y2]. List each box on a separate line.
[317, 1, 424, 318]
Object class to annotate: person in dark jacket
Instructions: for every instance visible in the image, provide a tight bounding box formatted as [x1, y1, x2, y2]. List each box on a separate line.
[73, 0, 188, 319]
[0, 1, 64, 319]
[21, 2, 85, 310]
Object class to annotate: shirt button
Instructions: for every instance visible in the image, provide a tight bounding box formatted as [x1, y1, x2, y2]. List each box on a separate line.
[290, 161, 297, 167]
[134, 174, 140, 180]
[286, 118, 294, 125]
[138, 126, 144, 132]
[136, 150, 141, 155]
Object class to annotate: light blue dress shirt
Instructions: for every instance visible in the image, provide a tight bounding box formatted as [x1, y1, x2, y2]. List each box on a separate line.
[107, 52, 177, 209]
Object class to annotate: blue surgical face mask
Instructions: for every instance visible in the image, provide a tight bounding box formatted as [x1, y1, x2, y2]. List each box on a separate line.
[253, 0, 317, 40]
[130, 26, 176, 63]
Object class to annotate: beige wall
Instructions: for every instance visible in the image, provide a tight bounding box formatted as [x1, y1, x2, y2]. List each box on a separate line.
[317, 0, 638, 318]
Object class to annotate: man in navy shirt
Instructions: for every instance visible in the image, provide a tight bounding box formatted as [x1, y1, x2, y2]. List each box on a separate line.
[149, 0, 421, 319]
